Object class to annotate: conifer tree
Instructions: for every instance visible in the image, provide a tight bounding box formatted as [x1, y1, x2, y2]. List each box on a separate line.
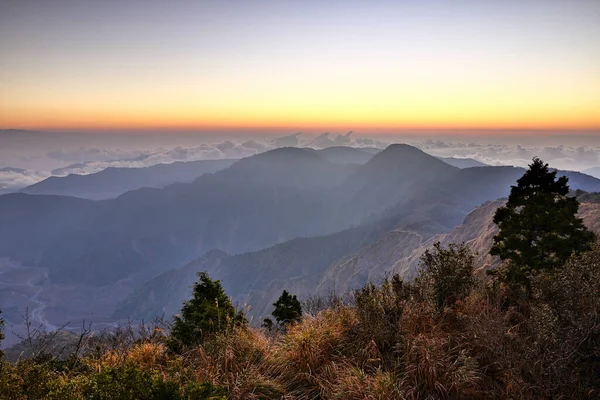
[490, 157, 595, 288]
[272, 290, 302, 328]
[170, 272, 245, 349]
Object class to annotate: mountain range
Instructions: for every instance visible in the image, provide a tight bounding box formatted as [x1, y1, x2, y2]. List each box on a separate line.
[2, 144, 600, 343]
[20, 159, 237, 199]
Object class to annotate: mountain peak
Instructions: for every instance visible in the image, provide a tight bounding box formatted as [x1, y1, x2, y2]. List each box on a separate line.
[364, 143, 457, 171]
[376, 143, 431, 158]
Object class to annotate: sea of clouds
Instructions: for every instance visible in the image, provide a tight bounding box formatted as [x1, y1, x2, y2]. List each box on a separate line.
[2, 131, 600, 193]
[412, 139, 600, 171]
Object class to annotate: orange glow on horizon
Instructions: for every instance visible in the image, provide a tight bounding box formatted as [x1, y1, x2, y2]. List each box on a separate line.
[3, 107, 599, 133]
[3, 72, 599, 133]
[2, 0, 599, 134]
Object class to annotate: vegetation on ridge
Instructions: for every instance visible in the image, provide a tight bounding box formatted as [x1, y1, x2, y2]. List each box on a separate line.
[2, 244, 599, 398]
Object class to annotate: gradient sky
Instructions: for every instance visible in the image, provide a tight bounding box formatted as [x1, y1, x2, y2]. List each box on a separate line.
[1, 0, 599, 132]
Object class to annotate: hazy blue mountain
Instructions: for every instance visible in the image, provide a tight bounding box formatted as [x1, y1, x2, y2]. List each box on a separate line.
[115, 196, 464, 320]
[20, 159, 237, 199]
[113, 153, 600, 322]
[560, 170, 600, 191]
[119, 190, 600, 323]
[206, 147, 356, 189]
[582, 167, 600, 179]
[437, 156, 489, 168]
[2, 144, 599, 288]
[0, 148, 359, 287]
[312, 146, 375, 165]
[332, 144, 461, 225]
[3, 144, 600, 331]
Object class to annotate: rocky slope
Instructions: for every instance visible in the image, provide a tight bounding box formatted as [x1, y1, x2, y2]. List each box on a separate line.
[339, 198, 600, 285]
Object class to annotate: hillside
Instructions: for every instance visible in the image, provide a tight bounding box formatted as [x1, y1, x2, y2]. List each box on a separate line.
[115, 195, 466, 321]
[340, 197, 600, 286]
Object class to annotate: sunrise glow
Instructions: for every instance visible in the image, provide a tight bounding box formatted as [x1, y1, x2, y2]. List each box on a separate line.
[1, 0, 599, 132]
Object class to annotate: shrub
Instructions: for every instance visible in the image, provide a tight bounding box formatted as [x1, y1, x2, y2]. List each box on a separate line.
[418, 242, 475, 312]
[353, 275, 408, 355]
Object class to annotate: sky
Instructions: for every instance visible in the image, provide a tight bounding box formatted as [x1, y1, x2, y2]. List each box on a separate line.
[1, 0, 599, 133]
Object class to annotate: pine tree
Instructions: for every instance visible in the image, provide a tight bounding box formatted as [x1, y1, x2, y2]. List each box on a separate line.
[272, 290, 302, 328]
[170, 272, 245, 349]
[490, 157, 595, 288]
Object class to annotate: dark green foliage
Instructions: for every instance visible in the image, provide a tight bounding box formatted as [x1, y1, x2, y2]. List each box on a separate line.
[261, 317, 274, 331]
[170, 272, 245, 350]
[419, 242, 475, 310]
[527, 244, 600, 393]
[184, 381, 228, 400]
[0, 359, 227, 400]
[82, 363, 178, 400]
[77, 364, 225, 400]
[272, 290, 302, 327]
[354, 274, 409, 353]
[490, 158, 595, 288]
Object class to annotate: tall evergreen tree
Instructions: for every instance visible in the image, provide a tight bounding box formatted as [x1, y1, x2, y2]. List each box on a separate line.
[170, 272, 245, 349]
[490, 157, 595, 287]
[272, 290, 302, 328]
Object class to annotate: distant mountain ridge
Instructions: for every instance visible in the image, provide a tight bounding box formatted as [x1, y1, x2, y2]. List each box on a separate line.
[436, 156, 489, 168]
[20, 159, 237, 199]
[582, 166, 600, 180]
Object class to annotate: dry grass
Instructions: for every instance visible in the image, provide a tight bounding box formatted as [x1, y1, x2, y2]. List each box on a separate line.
[4, 245, 600, 399]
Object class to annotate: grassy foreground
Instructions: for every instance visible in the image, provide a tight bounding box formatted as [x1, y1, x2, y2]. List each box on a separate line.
[1, 242, 600, 399]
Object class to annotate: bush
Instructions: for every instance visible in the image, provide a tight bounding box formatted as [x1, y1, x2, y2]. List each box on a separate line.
[353, 275, 408, 355]
[418, 242, 475, 312]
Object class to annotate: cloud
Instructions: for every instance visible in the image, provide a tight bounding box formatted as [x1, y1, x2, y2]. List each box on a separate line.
[0, 167, 49, 191]
[5, 133, 599, 192]
[302, 131, 389, 149]
[270, 132, 303, 147]
[413, 140, 600, 171]
[47, 147, 141, 163]
[48, 142, 265, 176]
[44, 132, 390, 178]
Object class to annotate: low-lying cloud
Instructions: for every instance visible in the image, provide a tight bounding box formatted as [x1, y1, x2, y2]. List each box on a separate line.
[0, 132, 390, 191]
[3, 131, 600, 193]
[0, 167, 49, 192]
[412, 140, 600, 172]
